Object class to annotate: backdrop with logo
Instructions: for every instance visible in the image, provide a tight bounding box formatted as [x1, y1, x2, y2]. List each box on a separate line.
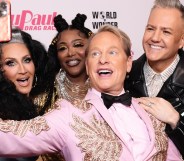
[11, 0, 184, 59]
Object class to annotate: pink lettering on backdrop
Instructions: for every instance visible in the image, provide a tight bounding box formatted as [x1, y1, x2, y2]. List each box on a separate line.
[11, 10, 57, 30]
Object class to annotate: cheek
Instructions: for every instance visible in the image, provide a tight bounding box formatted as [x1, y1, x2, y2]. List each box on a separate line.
[142, 36, 147, 44]
[116, 68, 126, 78]
[86, 61, 90, 74]
[57, 54, 65, 65]
[77, 48, 86, 57]
[3, 69, 16, 81]
[142, 32, 150, 42]
[114, 61, 127, 77]
[30, 63, 35, 75]
[86, 60, 93, 76]
[167, 38, 178, 46]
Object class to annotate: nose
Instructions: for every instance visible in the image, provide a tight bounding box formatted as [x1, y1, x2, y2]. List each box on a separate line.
[99, 53, 109, 64]
[18, 63, 27, 74]
[68, 48, 76, 57]
[151, 30, 161, 42]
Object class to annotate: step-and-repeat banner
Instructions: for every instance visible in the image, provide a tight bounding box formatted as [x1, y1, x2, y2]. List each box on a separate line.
[11, 0, 184, 59]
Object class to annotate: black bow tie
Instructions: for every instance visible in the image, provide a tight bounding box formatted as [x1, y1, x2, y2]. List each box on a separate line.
[101, 92, 132, 109]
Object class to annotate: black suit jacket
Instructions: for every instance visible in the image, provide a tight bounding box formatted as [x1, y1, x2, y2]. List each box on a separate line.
[125, 49, 184, 158]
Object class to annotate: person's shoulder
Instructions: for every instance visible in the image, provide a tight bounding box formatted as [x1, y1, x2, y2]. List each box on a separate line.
[43, 98, 71, 120]
[54, 98, 71, 109]
[179, 49, 184, 59]
[127, 54, 146, 80]
[131, 98, 148, 114]
[133, 54, 146, 65]
[53, 98, 82, 113]
[131, 97, 139, 105]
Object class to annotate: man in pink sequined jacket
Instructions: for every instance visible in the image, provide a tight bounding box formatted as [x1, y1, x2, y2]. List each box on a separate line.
[0, 25, 182, 161]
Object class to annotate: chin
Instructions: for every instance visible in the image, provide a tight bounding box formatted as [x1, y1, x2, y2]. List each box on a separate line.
[98, 86, 112, 92]
[17, 88, 31, 96]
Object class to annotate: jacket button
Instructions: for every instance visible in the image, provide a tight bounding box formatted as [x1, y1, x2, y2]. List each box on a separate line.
[175, 98, 180, 102]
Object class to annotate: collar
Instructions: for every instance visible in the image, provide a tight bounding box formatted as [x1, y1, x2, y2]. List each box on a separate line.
[91, 88, 126, 97]
[143, 54, 180, 84]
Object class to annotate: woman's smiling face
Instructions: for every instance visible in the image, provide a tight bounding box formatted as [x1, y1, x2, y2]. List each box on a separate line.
[56, 29, 89, 78]
[1, 43, 35, 96]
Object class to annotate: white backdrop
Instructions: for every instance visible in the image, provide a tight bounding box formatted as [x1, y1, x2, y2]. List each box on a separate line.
[11, 0, 184, 59]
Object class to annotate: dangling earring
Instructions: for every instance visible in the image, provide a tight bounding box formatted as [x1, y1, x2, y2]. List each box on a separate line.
[33, 75, 37, 88]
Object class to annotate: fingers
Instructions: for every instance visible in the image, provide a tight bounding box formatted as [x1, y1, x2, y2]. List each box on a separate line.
[137, 97, 179, 125]
[137, 97, 155, 108]
[136, 97, 156, 115]
[146, 101, 154, 108]
[139, 102, 151, 111]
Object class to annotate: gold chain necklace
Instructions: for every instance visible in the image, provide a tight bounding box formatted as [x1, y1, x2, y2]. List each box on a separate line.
[56, 70, 91, 111]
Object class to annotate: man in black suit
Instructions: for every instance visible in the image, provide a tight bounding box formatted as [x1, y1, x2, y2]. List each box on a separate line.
[125, 0, 184, 158]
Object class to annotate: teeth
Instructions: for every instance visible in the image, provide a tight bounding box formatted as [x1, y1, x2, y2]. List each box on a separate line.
[18, 78, 28, 82]
[150, 45, 162, 49]
[98, 69, 112, 74]
[68, 60, 79, 66]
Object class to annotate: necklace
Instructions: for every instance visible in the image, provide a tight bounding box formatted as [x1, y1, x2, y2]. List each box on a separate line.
[56, 69, 91, 111]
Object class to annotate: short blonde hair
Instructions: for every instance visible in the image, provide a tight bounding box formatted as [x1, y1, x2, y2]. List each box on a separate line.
[87, 24, 131, 57]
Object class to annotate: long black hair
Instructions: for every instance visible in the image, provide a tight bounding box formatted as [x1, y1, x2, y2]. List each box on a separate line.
[0, 27, 51, 119]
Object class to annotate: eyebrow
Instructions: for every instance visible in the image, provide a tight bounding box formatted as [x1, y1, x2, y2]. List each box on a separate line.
[57, 38, 83, 45]
[146, 24, 173, 31]
[3, 54, 31, 61]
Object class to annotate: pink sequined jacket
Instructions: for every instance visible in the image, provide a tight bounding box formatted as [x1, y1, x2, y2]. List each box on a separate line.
[0, 89, 182, 161]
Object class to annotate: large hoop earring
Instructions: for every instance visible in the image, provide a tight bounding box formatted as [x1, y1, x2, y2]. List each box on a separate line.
[33, 75, 37, 88]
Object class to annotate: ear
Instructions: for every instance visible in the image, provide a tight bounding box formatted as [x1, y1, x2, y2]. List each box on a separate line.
[179, 33, 184, 49]
[126, 55, 133, 73]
